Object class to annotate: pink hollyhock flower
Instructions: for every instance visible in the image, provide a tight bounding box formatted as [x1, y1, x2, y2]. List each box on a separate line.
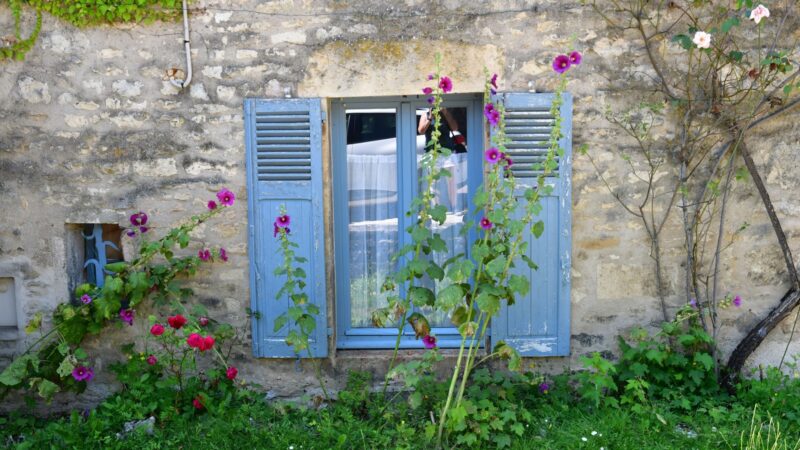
[569, 51, 582, 65]
[187, 333, 203, 349]
[146, 355, 157, 366]
[490, 73, 498, 89]
[733, 295, 742, 307]
[693, 31, 711, 49]
[427, 73, 434, 81]
[226, 366, 238, 380]
[150, 323, 165, 336]
[422, 335, 437, 349]
[167, 314, 187, 329]
[485, 147, 501, 164]
[219, 248, 228, 262]
[192, 396, 204, 410]
[80, 294, 92, 305]
[275, 214, 291, 228]
[749, 4, 769, 24]
[484, 103, 500, 127]
[119, 308, 134, 326]
[216, 188, 235, 206]
[130, 212, 148, 227]
[422, 87, 433, 95]
[72, 366, 94, 382]
[198, 249, 211, 262]
[207, 200, 217, 210]
[552, 54, 571, 73]
[438, 76, 453, 93]
[480, 217, 493, 230]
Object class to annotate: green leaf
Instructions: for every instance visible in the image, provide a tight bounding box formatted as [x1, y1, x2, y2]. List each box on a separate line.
[426, 263, 444, 281]
[56, 355, 77, 378]
[485, 256, 506, 277]
[430, 204, 447, 224]
[694, 352, 714, 371]
[409, 286, 435, 307]
[407, 312, 431, 338]
[436, 284, 466, 310]
[508, 274, 529, 296]
[104, 261, 129, 273]
[520, 254, 538, 270]
[721, 16, 740, 33]
[729, 50, 744, 62]
[532, 220, 545, 238]
[428, 234, 447, 252]
[0, 355, 35, 386]
[36, 379, 60, 399]
[476, 293, 500, 315]
[273, 314, 288, 332]
[672, 34, 692, 50]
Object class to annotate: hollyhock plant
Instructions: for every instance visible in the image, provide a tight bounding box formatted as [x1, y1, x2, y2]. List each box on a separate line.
[168, 314, 187, 329]
[423, 335, 437, 349]
[426, 97, 434, 104]
[200, 336, 215, 351]
[80, 294, 92, 305]
[480, 217, 493, 230]
[552, 54, 571, 73]
[198, 249, 211, 262]
[207, 200, 217, 210]
[484, 103, 500, 127]
[485, 147, 501, 164]
[569, 51, 582, 65]
[119, 308, 134, 326]
[146, 355, 157, 365]
[226, 366, 238, 380]
[150, 323, 165, 336]
[219, 248, 228, 262]
[72, 366, 94, 382]
[139, 226, 149, 233]
[422, 87, 433, 95]
[439, 76, 453, 93]
[187, 333, 203, 349]
[749, 4, 770, 24]
[216, 188, 235, 207]
[693, 31, 711, 49]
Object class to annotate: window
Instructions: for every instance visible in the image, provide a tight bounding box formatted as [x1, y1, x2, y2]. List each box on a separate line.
[0, 277, 18, 334]
[331, 95, 484, 349]
[82, 224, 124, 288]
[244, 92, 572, 358]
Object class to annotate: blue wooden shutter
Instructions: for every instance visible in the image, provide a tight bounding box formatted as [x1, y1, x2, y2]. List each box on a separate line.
[245, 98, 328, 358]
[491, 92, 572, 356]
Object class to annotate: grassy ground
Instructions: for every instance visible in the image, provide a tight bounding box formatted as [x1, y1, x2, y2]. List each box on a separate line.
[2, 388, 798, 450]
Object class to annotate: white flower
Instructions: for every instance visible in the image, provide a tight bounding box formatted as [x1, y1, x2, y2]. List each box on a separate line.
[591, 431, 598, 436]
[693, 31, 712, 49]
[750, 4, 770, 24]
[582, 437, 588, 442]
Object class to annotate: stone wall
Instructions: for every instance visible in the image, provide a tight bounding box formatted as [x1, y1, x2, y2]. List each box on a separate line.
[1, 0, 799, 404]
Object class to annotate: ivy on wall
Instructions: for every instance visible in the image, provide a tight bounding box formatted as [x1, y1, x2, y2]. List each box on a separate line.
[1, 0, 183, 61]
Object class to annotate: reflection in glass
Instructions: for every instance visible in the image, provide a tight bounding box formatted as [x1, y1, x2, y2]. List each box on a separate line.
[346, 109, 399, 327]
[417, 106, 469, 328]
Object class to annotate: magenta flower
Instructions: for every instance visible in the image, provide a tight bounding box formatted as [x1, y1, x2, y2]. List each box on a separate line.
[438, 76, 453, 93]
[569, 51, 582, 65]
[146, 355, 157, 366]
[139, 226, 149, 234]
[427, 73, 434, 81]
[72, 365, 94, 382]
[219, 247, 228, 262]
[539, 382, 550, 394]
[207, 200, 217, 210]
[276, 214, 291, 228]
[426, 97, 434, 104]
[216, 188, 235, 207]
[119, 308, 134, 326]
[480, 217, 493, 230]
[733, 295, 742, 307]
[198, 249, 211, 262]
[501, 152, 513, 168]
[422, 335, 437, 349]
[80, 294, 92, 305]
[490, 73, 498, 89]
[485, 147, 501, 164]
[484, 103, 500, 127]
[126, 230, 136, 237]
[130, 212, 148, 227]
[422, 87, 433, 95]
[552, 54, 571, 74]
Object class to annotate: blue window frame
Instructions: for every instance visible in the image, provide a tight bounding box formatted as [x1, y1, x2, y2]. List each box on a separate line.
[82, 224, 123, 288]
[331, 94, 485, 349]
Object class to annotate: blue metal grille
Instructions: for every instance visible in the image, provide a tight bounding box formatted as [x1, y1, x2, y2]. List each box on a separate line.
[82, 224, 121, 287]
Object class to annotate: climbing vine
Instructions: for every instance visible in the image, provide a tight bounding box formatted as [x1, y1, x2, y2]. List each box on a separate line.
[1, 0, 183, 61]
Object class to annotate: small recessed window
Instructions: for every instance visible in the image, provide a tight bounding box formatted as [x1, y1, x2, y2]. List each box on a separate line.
[0, 277, 17, 332]
[66, 224, 124, 299]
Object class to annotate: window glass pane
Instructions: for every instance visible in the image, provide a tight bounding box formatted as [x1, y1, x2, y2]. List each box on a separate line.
[416, 106, 469, 328]
[347, 108, 399, 327]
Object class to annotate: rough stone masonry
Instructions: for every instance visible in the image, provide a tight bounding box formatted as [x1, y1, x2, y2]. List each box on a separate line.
[1, 0, 799, 406]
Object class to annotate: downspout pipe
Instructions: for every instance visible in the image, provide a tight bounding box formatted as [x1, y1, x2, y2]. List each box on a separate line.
[170, 0, 192, 89]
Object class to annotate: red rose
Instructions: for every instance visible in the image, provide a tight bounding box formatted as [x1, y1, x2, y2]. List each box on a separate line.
[198, 317, 209, 327]
[226, 366, 238, 380]
[186, 333, 203, 348]
[192, 396, 204, 410]
[199, 335, 215, 352]
[168, 314, 187, 329]
[150, 323, 165, 336]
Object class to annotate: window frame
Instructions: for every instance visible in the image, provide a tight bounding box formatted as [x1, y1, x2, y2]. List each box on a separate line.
[331, 94, 485, 350]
